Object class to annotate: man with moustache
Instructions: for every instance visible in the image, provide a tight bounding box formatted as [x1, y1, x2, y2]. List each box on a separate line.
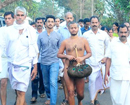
[30, 17, 45, 103]
[57, 21, 91, 105]
[105, 25, 130, 105]
[58, 12, 82, 105]
[37, 15, 62, 105]
[4, 6, 38, 105]
[83, 16, 110, 105]
[0, 11, 14, 105]
[54, 18, 60, 31]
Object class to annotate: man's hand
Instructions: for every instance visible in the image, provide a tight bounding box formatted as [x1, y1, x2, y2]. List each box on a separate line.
[75, 57, 84, 63]
[66, 55, 75, 60]
[31, 68, 37, 81]
[101, 57, 107, 64]
[104, 75, 109, 86]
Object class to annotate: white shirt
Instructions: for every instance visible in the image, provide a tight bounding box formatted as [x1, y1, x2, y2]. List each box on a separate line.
[5, 25, 38, 65]
[105, 38, 130, 80]
[83, 29, 110, 67]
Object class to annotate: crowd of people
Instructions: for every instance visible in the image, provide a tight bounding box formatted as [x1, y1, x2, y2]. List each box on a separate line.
[0, 6, 130, 105]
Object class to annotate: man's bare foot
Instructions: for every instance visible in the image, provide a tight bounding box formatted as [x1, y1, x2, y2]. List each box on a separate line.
[45, 100, 50, 105]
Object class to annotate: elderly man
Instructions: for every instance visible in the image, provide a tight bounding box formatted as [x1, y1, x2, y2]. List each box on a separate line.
[4, 6, 38, 105]
[105, 25, 130, 105]
[0, 11, 14, 105]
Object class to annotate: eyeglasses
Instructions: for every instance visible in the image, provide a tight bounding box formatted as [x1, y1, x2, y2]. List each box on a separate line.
[16, 14, 24, 17]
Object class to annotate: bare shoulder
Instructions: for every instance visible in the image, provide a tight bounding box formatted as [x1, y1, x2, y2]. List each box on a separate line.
[79, 37, 88, 43]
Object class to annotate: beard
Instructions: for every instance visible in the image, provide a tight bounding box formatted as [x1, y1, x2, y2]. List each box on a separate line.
[71, 34, 77, 36]
[47, 25, 53, 29]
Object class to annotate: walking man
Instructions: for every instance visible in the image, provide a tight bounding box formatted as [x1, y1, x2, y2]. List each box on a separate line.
[4, 6, 38, 105]
[37, 15, 62, 105]
[83, 16, 110, 105]
[30, 17, 46, 103]
[0, 11, 14, 105]
[57, 21, 91, 105]
[105, 25, 130, 105]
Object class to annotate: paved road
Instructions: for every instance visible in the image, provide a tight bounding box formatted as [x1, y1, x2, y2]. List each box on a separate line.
[6, 81, 112, 105]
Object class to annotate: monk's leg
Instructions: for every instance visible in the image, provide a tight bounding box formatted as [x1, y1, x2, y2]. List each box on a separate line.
[64, 70, 75, 105]
[75, 78, 85, 105]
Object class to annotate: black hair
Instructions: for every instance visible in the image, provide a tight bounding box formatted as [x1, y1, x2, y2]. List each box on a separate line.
[4, 11, 14, 18]
[78, 19, 84, 23]
[108, 28, 114, 32]
[45, 15, 55, 22]
[83, 18, 90, 24]
[113, 22, 119, 27]
[118, 24, 128, 33]
[35, 17, 43, 23]
[101, 26, 109, 31]
[90, 16, 99, 22]
[30, 22, 35, 25]
[60, 19, 64, 21]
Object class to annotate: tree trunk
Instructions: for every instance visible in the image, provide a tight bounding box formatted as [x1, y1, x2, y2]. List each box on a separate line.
[0, 0, 18, 10]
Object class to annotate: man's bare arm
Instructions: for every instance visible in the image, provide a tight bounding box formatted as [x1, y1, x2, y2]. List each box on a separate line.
[83, 38, 92, 60]
[104, 58, 111, 85]
[31, 63, 37, 81]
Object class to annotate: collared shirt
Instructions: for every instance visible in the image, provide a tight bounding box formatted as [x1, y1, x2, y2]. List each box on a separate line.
[5, 25, 38, 65]
[83, 29, 110, 67]
[37, 30, 62, 65]
[81, 26, 91, 34]
[58, 25, 82, 40]
[105, 38, 130, 80]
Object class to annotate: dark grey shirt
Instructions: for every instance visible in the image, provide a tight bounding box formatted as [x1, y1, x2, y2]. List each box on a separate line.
[37, 30, 62, 65]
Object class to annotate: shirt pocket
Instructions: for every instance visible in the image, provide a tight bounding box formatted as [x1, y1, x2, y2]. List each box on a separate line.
[20, 36, 29, 47]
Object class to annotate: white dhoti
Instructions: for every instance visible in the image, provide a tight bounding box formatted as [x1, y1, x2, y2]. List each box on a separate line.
[89, 64, 109, 101]
[110, 78, 130, 105]
[8, 62, 31, 92]
[0, 58, 8, 79]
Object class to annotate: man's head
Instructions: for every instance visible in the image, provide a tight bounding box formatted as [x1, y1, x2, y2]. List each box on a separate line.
[65, 12, 74, 26]
[112, 22, 118, 31]
[30, 22, 36, 29]
[4, 11, 14, 26]
[118, 24, 128, 42]
[101, 26, 109, 33]
[60, 19, 64, 23]
[45, 15, 55, 29]
[14, 6, 27, 24]
[68, 21, 79, 36]
[83, 18, 90, 29]
[124, 22, 130, 32]
[78, 19, 84, 28]
[90, 16, 100, 31]
[35, 17, 44, 30]
[55, 18, 60, 27]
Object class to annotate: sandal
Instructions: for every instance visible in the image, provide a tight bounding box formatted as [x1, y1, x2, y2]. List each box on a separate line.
[59, 84, 63, 89]
[61, 99, 69, 105]
[94, 100, 100, 105]
[40, 93, 46, 98]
